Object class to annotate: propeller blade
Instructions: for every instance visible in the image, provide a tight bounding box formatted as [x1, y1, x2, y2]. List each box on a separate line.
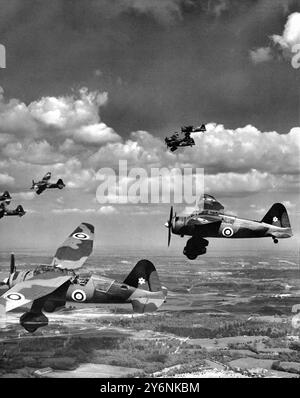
[167, 206, 173, 247]
[10, 253, 15, 275]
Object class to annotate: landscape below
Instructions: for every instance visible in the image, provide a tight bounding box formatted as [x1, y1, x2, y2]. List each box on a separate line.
[0, 249, 299, 378]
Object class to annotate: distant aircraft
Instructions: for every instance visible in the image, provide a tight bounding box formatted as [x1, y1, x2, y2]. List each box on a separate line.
[31, 172, 65, 195]
[0, 223, 167, 332]
[165, 194, 293, 260]
[165, 124, 206, 152]
[0, 191, 25, 219]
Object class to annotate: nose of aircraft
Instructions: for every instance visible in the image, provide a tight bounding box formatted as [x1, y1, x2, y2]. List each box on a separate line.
[165, 206, 175, 246]
[165, 207, 185, 246]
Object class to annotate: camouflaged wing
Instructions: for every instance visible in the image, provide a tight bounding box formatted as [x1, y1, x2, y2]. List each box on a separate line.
[51, 223, 94, 269]
[42, 172, 51, 181]
[0, 272, 72, 312]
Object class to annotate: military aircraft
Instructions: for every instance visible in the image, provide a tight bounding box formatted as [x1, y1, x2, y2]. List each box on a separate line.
[165, 124, 206, 152]
[165, 194, 293, 260]
[31, 172, 65, 195]
[0, 191, 26, 219]
[0, 223, 167, 332]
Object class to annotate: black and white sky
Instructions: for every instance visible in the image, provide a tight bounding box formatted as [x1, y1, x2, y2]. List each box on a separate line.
[0, 0, 299, 252]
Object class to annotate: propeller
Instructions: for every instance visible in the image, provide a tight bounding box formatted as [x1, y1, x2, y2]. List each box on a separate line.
[10, 253, 16, 275]
[165, 206, 176, 247]
[0, 253, 16, 287]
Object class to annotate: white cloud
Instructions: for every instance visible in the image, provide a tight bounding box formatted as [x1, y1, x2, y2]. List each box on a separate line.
[52, 208, 96, 214]
[282, 200, 296, 209]
[249, 47, 273, 64]
[272, 12, 300, 53]
[0, 172, 15, 188]
[250, 12, 300, 64]
[98, 205, 118, 215]
[0, 86, 121, 150]
[13, 191, 35, 201]
[0, 87, 298, 201]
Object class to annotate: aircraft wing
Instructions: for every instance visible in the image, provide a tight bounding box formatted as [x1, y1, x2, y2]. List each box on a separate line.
[42, 172, 51, 181]
[0, 272, 72, 313]
[51, 222, 94, 270]
[35, 184, 47, 195]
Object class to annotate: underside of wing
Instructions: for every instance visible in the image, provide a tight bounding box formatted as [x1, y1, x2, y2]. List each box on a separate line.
[0, 272, 72, 312]
[51, 222, 94, 270]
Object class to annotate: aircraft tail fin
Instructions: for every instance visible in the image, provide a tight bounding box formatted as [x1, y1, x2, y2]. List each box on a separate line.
[56, 179, 65, 189]
[261, 203, 291, 228]
[16, 205, 26, 217]
[1, 191, 11, 200]
[123, 259, 163, 292]
[125, 259, 167, 314]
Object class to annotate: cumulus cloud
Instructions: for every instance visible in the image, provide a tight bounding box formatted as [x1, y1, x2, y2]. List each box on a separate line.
[0, 172, 15, 189]
[249, 47, 273, 64]
[98, 205, 119, 215]
[271, 12, 300, 55]
[0, 87, 298, 205]
[52, 208, 96, 214]
[250, 12, 300, 64]
[0, 86, 121, 150]
[13, 191, 35, 201]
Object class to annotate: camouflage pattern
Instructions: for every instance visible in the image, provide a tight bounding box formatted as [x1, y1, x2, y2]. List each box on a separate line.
[167, 194, 293, 259]
[51, 222, 94, 269]
[31, 171, 65, 195]
[0, 271, 72, 312]
[0, 224, 167, 332]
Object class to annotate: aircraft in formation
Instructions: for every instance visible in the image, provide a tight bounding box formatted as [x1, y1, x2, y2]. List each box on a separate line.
[165, 124, 206, 152]
[0, 191, 26, 220]
[0, 223, 167, 332]
[31, 172, 65, 195]
[165, 194, 293, 260]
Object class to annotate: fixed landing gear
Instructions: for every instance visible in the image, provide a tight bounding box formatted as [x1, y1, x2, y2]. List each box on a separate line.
[183, 237, 209, 260]
[272, 238, 279, 244]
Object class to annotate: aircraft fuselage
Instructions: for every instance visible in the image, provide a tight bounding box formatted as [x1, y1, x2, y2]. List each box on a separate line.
[172, 212, 292, 240]
[5, 266, 166, 312]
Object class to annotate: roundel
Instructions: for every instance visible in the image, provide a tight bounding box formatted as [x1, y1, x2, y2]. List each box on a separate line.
[222, 226, 234, 237]
[72, 232, 89, 240]
[71, 289, 87, 302]
[5, 292, 24, 301]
